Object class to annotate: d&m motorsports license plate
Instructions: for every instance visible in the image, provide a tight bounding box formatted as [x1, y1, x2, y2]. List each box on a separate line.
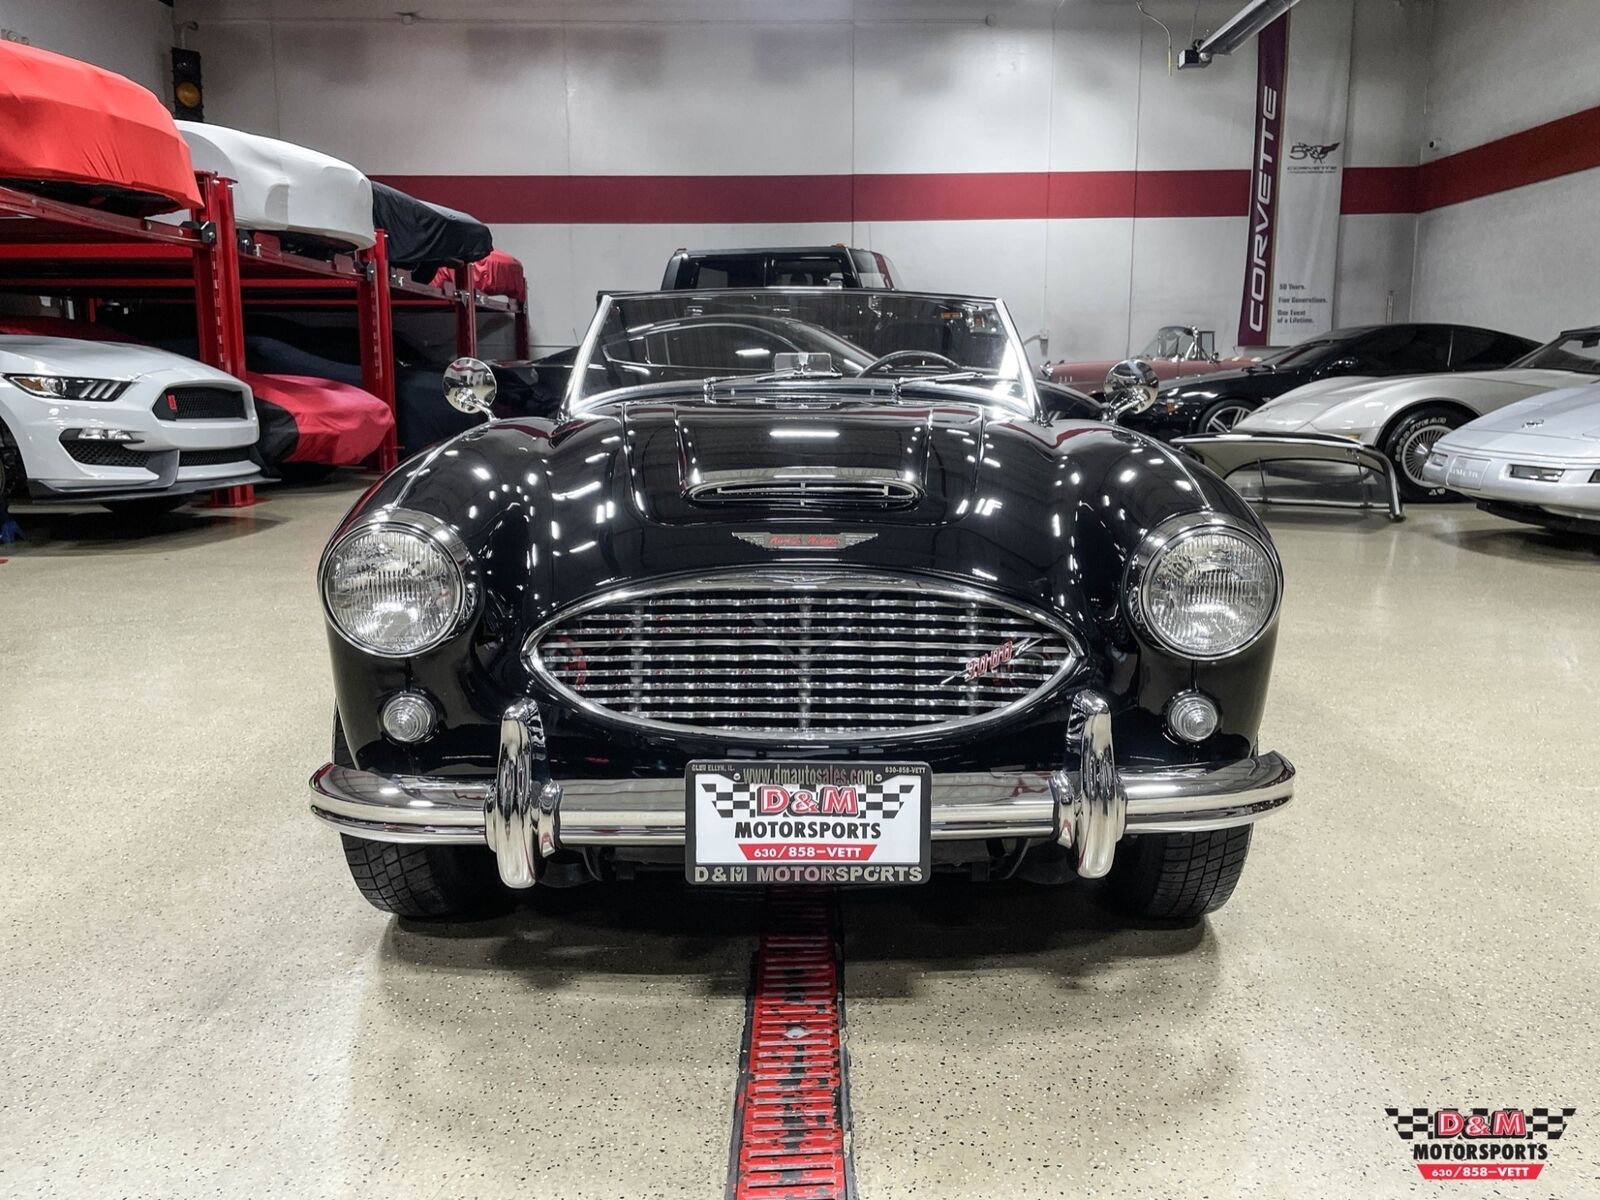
[686, 760, 931, 886]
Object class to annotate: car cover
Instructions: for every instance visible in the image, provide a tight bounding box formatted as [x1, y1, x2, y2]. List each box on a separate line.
[0, 41, 202, 215]
[371, 182, 492, 277]
[171, 122, 376, 250]
[430, 249, 527, 302]
[248, 373, 393, 467]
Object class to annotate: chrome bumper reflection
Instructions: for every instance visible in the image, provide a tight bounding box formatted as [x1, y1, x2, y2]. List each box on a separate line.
[309, 692, 1294, 887]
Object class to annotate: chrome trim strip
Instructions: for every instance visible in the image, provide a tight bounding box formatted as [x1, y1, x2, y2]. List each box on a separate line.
[521, 568, 1084, 746]
[309, 751, 1294, 847]
[685, 465, 923, 506]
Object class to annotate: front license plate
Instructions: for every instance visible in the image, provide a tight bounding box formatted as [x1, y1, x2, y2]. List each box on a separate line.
[686, 760, 931, 886]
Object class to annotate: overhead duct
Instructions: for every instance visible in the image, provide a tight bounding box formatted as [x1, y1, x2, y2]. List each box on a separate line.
[1177, 0, 1303, 69]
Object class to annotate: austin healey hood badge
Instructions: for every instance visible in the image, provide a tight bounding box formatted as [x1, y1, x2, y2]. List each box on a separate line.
[733, 531, 878, 551]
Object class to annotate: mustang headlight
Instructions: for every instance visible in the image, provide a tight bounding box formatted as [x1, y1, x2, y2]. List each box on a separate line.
[320, 512, 473, 656]
[1126, 515, 1281, 659]
[6, 375, 130, 401]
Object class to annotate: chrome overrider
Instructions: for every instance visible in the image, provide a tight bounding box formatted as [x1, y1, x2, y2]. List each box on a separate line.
[310, 691, 1294, 888]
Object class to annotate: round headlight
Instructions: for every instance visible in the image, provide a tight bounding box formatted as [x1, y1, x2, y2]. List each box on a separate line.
[1128, 517, 1280, 659]
[321, 515, 471, 656]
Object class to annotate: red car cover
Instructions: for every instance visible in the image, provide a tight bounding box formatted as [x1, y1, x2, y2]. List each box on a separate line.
[246, 373, 393, 466]
[0, 41, 202, 214]
[431, 250, 527, 303]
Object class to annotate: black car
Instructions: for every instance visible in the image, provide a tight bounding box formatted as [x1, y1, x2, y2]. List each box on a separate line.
[661, 245, 900, 289]
[1130, 323, 1539, 438]
[309, 289, 1294, 925]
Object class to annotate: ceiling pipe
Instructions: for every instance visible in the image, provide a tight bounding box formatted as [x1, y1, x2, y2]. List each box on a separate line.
[1177, 0, 1303, 68]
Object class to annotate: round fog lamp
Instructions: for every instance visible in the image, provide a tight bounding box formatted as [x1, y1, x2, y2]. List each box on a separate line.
[381, 692, 437, 743]
[1166, 692, 1219, 743]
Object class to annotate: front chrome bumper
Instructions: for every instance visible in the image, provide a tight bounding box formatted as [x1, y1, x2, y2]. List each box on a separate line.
[309, 692, 1295, 888]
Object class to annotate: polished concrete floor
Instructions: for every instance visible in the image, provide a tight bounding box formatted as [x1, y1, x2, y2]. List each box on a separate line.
[1, 483, 1596, 1199]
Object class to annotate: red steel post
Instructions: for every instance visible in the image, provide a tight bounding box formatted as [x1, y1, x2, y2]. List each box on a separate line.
[192, 173, 256, 508]
[453, 264, 478, 359]
[358, 231, 399, 473]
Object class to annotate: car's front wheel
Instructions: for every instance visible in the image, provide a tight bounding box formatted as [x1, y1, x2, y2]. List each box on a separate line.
[1105, 826, 1252, 921]
[1196, 398, 1257, 434]
[340, 836, 510, 919]
[1381, 405, 1466, 502]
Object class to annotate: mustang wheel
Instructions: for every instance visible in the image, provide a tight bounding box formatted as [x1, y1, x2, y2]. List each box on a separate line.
[331, 716, 510, 919]
[1106, 826, 1252, 921]
[1382, 405, 1465, 502]
[1197, 399, 1256, 434]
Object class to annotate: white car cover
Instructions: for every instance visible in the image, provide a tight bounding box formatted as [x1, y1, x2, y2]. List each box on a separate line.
[171, 122, 376, 250]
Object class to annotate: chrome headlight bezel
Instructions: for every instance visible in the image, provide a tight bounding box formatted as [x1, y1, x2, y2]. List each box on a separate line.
[1123, 512, 1283, 661]
[319, 509, 478, 658]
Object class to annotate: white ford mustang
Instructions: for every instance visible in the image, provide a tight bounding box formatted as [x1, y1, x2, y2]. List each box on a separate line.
[0, 336, 262, 512]
[1421, 382, 1600, 535]
[1234, 326, 1600, 501]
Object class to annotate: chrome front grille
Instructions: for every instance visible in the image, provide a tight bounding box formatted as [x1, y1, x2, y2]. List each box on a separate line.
[526, 573, 1078, 741]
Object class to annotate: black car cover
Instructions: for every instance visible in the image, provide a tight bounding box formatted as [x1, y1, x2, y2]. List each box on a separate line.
[370, 182, 493, 278]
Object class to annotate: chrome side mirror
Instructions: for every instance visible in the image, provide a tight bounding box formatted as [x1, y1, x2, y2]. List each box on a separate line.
[443, 357, 498, 415]
[1103, 358, 1159, 421]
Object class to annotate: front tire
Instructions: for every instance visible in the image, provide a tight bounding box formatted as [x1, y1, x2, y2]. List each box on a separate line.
[100, 496, 190, 518]
[1382, 405, 1466, 502]
[1106, 827, 1252, 921]
[340, 836, 511, 920]
[1196, 398, 1257, 434]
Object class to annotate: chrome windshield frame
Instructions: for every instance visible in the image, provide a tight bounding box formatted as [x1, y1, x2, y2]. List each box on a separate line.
[563, 288, 1042, 418]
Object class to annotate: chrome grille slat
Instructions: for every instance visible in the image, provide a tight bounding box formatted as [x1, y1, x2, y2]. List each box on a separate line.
[527, 572, 1079, 743]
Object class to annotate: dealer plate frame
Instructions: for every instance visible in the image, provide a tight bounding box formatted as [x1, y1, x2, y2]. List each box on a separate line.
[686, 759, 931, 887]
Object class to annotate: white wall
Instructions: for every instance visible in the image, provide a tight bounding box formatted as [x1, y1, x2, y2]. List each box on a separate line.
[179, 0, 1426, 357]
[1411, 0, 1600, 338]
[0, 0, 172, 99]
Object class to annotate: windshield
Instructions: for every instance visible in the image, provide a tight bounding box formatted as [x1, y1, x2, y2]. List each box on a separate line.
[1256, 338, 1336, 369]
[1513, 330, 1600, 374]
[1139, 326, 1199, 359]
[569, 289, 1033, 411]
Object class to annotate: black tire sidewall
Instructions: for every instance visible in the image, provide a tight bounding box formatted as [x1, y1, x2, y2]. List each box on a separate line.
[1383, 407, 1462, 501]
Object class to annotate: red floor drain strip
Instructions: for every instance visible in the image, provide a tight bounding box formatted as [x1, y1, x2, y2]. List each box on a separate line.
[726, 890, 854, 1200]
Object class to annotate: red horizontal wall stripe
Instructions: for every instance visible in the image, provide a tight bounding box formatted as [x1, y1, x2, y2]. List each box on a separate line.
[1418, 104, 1600, 210]
[374, 104, 1600, 225]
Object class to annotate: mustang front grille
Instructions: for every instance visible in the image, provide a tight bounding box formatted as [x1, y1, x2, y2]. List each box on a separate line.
[525, 573, 1079, 741]
[152, 386, 248, 421]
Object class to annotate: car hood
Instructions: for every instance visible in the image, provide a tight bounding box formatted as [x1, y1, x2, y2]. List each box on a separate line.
[368, 394, 1250, 636]
[1438, 384, 1600, 458]
[0, 335, 231, 381]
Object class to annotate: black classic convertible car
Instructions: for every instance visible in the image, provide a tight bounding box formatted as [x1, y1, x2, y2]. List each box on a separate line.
[309, 289, 1295, 923]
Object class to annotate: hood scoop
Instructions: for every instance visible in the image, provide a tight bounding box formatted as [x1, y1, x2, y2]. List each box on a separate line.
[686, 464, 923, 509]
[619, 402, 982, 524]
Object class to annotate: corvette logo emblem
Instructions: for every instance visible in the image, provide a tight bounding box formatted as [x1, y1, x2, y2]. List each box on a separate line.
[941, 637, 1040, 685]
[734, 531, 877, 551]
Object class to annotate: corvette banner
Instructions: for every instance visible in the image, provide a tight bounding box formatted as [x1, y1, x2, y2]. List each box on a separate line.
[1238, 0, 1354, 347]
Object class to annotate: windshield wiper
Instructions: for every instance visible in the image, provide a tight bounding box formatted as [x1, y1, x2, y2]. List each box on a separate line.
[892, 370, 1009, 396]
[701, 367, 843, 397]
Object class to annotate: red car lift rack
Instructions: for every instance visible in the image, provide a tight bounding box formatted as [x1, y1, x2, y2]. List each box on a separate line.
[0, 173, 529, 505]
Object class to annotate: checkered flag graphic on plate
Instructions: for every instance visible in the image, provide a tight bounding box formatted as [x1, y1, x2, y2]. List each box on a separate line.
[1527, 1108, 1575, 1140]
[699, 773, 918, 820]
[1385, 1108, 1432, 1140]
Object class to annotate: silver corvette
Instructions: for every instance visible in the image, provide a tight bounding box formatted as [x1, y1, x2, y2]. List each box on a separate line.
[1235, 326, 1600, 500]
[1422, 382, 1600, 535]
